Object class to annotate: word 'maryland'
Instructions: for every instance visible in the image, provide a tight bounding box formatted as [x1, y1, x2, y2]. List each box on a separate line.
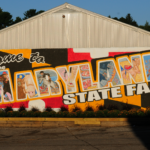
[1, 51, 150, 105]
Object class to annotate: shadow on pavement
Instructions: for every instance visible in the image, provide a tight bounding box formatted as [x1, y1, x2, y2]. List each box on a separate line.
[127, 118, 150, 149]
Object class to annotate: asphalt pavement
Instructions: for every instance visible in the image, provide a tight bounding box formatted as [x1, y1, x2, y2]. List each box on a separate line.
[0, 126, 149, 150]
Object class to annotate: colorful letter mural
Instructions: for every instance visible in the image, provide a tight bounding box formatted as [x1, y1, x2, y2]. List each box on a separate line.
[0, 48, 150, 111]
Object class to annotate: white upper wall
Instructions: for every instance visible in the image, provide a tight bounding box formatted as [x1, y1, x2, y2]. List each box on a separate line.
[0, 3, 150, 49]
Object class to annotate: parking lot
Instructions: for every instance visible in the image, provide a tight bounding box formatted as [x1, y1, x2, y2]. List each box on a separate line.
[0, 126, 149, 150]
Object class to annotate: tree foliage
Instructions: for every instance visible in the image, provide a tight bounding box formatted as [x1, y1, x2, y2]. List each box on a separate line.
[0, 10, 13, 29]
[0, 8, 45, 29]
[0, 7, 2, 13]
[111, 13, 138, 27]
[139, 21, 150, 32]
[13, 17, 22, 25]
[109, 13, 150, 32]
[0, 6, 149, 33]
[23, 9, 44, 20]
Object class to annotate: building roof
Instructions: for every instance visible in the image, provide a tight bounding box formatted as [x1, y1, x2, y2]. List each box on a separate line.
[0, 3, 149, 49]
[0, 3, 149, 35]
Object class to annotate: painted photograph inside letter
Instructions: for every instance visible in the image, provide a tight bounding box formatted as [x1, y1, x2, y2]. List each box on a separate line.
[0, 71, 13, 102]
[57, 66, 78, 93]
[17, 73, 38, 99]
[119, 56, 143, 84]
[36, 70, 60, 96]
[79, 64, 98, 90]
[143, 55, 150, 81]
[99, 61, 121, 87]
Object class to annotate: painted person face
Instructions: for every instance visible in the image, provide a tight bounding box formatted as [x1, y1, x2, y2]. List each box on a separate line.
[28, 91, 35, 97]
[40, 73, 44, 77]
[71, 66, 78, 75]
[3, 74, 7, 79]
[26, 85, 35, 98]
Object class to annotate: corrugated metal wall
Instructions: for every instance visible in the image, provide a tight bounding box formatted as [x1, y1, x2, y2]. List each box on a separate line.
[0, 7, 150, 49]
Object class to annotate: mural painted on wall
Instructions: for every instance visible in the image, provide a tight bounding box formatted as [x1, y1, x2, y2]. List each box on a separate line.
[0, 48, 150, 111]
[79, 64, 98, 90]
[17, 72, 38, 99]
[35, 69, 61, 96]
[0, 70, 13, 102]
[99, 60, 121, 88]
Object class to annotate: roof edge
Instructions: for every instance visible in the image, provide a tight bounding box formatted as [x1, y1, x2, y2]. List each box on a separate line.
[0, 3, 67, 33]
[67, 4, 150, 36]
[0, 3, 150, 36]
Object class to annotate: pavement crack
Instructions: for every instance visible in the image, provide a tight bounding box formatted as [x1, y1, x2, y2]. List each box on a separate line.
[66, 127, 99, 150]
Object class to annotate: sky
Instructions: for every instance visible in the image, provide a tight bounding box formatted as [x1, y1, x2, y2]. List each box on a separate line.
[0, 0, 149, 26]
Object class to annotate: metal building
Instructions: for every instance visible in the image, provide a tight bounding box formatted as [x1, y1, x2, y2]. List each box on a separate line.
[0, 3, 150, 49]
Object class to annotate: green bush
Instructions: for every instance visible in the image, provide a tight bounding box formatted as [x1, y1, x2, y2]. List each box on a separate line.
[137, 109, 146, 117]
[68, 112, 76, 117]
[137, 111, 145, 117]
[7, 111, 20, 117]
[128, 109, 138, 117]
[62, 111, 69, 117]
[0, 107, 149, 118]
[0, 111, 6, 117]
[55, 111, 69, 117]
[40, 111, 49, 117]
[107, 110, 120, 118]
[24, 111, 39, 117]
[48, 111, 56, 117]
[75, 110, 84, 117]
[103, 109, 109, 117]
[118, 110, 129, 117]
[81, 111, 95, 118]
[95, 110, 105, 117]
[19, 111, 28, 117]
[86, 111, 95, 117]
[145, 109, 150, 117]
